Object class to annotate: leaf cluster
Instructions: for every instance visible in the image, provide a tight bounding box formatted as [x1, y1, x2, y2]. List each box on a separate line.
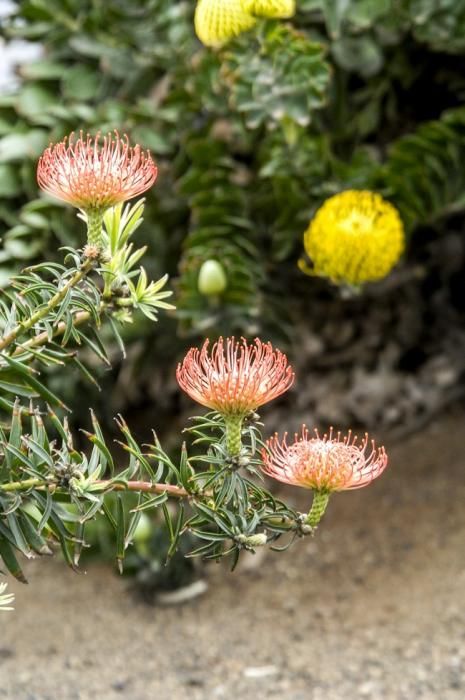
[0, 400, 305, 580]
[0, 214, 306, 583]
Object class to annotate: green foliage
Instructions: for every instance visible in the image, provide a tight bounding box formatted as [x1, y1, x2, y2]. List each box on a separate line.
[101, 202, 174, 322]
[0, 253, 103, 411]
[2, 1, 465, 393]
[4, 0, 465, 339]
[383, 107, 465, 231]
[0, 0, 331, 336]
[0, 398, 302, 581]
[0, 209, 312, 586]
[0, 201, 172, 406]
[223, 22, 331, 129]
[176, 138, 263, 333]
[0, 203, 313, 589]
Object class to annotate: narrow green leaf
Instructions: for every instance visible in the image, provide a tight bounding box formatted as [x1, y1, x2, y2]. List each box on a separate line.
[115, 495, 126, 574]
[0, 536, 27, 583]
[102, 501, 118, 532]
[35, 492, 53, 534]
[107, 316, 126, 358]
[124, 507, 142, 550]
[167, 503, 184, 560]
[22, 436, 54, 469]
[130, 492, 168, 512]
[2, 355, 68, 408]
[19, 512, 52, 555]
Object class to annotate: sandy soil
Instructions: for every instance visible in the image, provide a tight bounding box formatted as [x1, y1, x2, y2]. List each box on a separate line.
[1, 409, 465, 700]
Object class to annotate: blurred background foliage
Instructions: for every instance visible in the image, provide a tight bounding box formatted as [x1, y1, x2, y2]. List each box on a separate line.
[2, 0, 465, 437]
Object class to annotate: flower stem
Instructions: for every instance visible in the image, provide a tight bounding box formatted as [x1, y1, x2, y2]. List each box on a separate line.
[305, 491, 330, 527]
[0, 259, 95, 353]
[86, 209, 105, 249]
[224, 416, 243, 457]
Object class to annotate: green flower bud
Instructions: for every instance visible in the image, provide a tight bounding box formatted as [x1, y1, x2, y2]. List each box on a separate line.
[198, 259, 227, 296]
[132, 513, 153, 544]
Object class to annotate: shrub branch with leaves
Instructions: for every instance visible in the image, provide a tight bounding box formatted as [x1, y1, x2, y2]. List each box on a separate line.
[0, 133, 388, 604]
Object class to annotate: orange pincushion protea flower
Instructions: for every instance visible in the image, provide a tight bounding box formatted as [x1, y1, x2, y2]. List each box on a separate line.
[262, 427, 388, 493]
[37, 131, 158, 212]
[176, 337, 294, 417]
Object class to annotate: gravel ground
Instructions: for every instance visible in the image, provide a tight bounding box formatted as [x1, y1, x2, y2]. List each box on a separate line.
[1, 409, 465, 700]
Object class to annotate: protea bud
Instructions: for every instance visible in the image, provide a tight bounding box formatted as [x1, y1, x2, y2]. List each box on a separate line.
[198, 259, 228, 296]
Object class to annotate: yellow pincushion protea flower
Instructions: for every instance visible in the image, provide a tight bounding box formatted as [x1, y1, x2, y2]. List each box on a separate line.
[243, 0, 296, 18]
[299, 190, 405, 286]
[194, 0, 257, 47]
[194, 0, 296, 47]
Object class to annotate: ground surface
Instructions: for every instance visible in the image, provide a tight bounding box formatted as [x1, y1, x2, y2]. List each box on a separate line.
[1, 409, 465, 700]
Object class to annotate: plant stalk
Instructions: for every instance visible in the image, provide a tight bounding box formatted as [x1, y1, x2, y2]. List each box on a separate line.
[305, 491, 330, 527]
[12, 310, 92, 356]
[0, 477, 187, 498]
[86, 209, 105, 249]
[224, 416, 243, 457]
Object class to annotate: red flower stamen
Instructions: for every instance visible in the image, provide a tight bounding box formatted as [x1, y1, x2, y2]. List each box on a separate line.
[37, 131, 157, 211]
[261, 427, 388, 492]
[176, 337, 294, 416]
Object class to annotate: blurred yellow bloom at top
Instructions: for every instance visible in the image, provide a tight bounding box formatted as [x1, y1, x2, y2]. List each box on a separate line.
[195, 0, 257, 47]
[243, 0, 296, 18]
[299, 190, 405, 286]
[194, 0, 296, 47]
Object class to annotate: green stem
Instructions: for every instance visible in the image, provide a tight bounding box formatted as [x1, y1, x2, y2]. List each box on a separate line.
[86, 209, 105, 249]
[305, 491, 330, 527]
[224, 416, 243, 457]
[0, 259, 95, 353]
[0, 478, 187, 498]
[0, 478, 44, 493]
[98, 480, 187, 498]
[13, 309, 94, 357]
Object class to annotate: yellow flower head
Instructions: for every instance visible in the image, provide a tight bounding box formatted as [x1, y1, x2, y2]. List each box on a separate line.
[299, 190, 405, 286]
[242, 0, 296, 18]
[194, 0, 257, 47]
[194, 0, 296, 47]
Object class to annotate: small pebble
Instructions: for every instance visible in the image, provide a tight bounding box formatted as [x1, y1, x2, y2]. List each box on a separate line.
[243, 665, 279, 679]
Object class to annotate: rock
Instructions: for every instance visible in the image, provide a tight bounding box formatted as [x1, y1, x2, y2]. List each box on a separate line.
[243, 666, 279, 679]
[155, 579, 208, 606]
